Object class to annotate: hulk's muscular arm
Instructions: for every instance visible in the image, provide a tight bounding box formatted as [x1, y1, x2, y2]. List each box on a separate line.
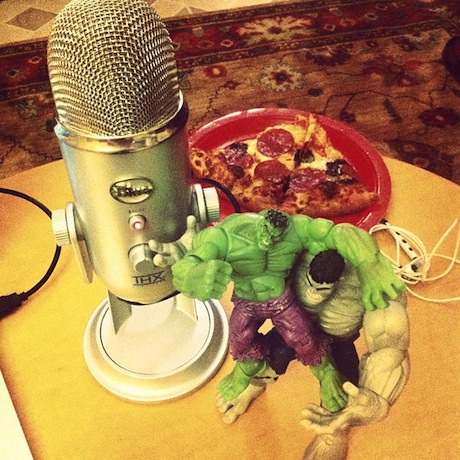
[292, 215, 405, 311]
[171, 226, 233, 300]
[328, 223, 405, 310]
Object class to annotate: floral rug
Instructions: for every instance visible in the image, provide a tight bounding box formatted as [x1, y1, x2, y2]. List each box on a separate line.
[1, 0, 459, 183]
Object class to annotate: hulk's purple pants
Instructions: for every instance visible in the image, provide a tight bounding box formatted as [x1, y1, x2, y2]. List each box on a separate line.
[229, 287, 331, 367]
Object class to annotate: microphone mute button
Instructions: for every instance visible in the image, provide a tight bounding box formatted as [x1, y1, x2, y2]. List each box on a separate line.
[128, 214, 147, 231]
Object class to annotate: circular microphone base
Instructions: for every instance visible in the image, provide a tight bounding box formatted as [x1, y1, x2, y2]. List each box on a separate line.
[83, 295, 229, 402]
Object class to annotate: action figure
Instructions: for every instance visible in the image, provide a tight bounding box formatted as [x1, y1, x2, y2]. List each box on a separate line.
[297, 250, 409, 459]
[166, 209, 405, 419]
[216, 248, 409, 459]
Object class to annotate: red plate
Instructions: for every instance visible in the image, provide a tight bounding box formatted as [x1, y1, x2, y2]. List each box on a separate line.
[189, 108, 391, 230]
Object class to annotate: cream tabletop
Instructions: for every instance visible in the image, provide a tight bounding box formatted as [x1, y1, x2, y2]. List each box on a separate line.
[0, 158, 458, 460]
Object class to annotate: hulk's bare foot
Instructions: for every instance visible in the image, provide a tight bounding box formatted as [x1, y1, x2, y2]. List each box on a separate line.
[216, 365, 278, 424]
[310, 356, 347, 413]
[218, 359, 267, 401]
[216, 383, 266, 424]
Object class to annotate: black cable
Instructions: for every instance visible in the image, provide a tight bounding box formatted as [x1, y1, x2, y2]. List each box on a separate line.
[198, 177, 242, 213]
[0, 179, 234, 317]
[0, 187, 61, 318]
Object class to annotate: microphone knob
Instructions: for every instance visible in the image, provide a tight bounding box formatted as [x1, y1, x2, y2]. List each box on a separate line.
[129, 244, 155, 274]
[203, 187, 220, 223]
[52, 208, 72, 246]
[52, 203, 93, 283]
[191, 184, 220, 225]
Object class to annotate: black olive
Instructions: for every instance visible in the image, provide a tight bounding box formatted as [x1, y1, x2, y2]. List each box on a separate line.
[326, 159, 347, 176]
[228, 142, 248, 153]
[319, 181, 339, 198]
[294, 147, 314, 167]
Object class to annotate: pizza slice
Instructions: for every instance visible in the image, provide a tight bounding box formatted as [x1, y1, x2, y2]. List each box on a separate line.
[189, 114, 378, 219]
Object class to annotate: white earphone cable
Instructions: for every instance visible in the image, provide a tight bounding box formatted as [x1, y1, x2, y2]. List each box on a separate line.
[369, 219, 459, 303]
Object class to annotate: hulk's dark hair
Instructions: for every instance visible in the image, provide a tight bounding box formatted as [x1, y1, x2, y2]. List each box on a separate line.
[264, 209, 289, 231]
[310, 250, 345, 284]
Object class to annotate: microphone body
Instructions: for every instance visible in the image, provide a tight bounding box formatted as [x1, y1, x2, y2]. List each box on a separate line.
[48, 0, 194, 304]
[54, 102, 191, 304]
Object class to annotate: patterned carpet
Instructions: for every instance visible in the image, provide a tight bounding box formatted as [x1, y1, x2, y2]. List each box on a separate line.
[1, 0, 459, 183]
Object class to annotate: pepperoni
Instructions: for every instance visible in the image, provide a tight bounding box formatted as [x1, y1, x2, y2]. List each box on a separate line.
[255, 159, 290, 184]
[289, 168, 326, 191]
[257, 128, 294, 157]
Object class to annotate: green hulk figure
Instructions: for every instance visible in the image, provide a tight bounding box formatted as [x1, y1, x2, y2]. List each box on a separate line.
[170, 209, 404, 415]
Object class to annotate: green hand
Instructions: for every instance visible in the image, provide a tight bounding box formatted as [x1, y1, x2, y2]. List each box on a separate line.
[172, 259, 232, 301]
[357, 254, 405, 311]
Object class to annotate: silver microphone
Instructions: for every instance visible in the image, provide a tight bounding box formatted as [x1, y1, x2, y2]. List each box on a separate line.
[48, 0, 201, 305]
[48, 0, 227, 402]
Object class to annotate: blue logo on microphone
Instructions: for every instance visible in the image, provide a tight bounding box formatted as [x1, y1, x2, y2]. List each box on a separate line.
[110, 178, 154, 204]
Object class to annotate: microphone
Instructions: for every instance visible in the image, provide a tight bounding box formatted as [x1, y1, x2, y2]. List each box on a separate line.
[48, 0, 228, 402]
[48, 0, 194, 305]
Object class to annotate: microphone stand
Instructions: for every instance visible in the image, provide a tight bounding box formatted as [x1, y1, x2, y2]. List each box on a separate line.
[53, 177, 229, 402]
[83, 289, 228, 402]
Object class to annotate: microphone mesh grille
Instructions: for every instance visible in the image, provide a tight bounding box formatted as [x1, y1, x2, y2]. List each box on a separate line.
[47, 0, 180, 137]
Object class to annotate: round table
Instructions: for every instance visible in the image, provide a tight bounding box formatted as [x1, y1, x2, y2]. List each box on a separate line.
[0, 158, 458, 460]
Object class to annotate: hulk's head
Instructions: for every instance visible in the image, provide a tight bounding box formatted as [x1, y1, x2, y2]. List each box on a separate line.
[257, 209, 289, 249]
